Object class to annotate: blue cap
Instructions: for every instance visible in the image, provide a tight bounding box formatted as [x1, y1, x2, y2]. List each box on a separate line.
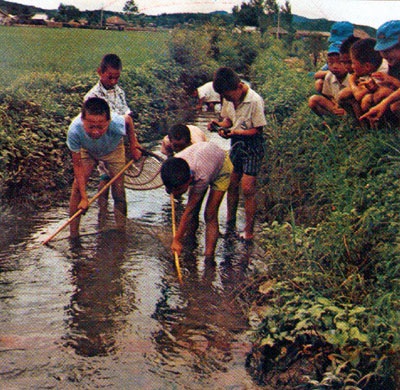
[328, 21, 354, 43]
[328, 41, 341, 54]
[375, 20, 400, 51]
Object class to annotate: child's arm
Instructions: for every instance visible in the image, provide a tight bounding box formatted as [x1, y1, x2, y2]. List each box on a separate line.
[314, 70, 328, 80]
[348, 74, 370, 102]
[208, 117, 232, 130]
[171, 189, 204, 255]
[125, 115, 142, 161]
[360, 87, 400, 125]
[71, 151, 89, 210]
[228, 126, 263, 137]
[371, 72, 400, 89]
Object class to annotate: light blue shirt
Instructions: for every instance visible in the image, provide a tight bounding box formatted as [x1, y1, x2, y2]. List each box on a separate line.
[67, 113, 126, 157]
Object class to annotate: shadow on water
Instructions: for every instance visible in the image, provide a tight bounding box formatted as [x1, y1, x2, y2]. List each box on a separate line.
[0, 112, 263, 389]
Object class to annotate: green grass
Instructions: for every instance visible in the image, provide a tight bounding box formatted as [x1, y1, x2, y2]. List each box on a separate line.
[0, 26, 170, 85]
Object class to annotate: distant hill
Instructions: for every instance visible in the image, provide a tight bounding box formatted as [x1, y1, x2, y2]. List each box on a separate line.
[0, 0, 376, 35]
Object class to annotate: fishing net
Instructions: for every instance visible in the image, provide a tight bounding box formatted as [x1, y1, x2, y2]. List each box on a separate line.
[124, 151, 164, 190]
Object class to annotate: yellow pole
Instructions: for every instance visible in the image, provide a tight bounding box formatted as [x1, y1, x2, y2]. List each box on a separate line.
[170, 194, 183, 284]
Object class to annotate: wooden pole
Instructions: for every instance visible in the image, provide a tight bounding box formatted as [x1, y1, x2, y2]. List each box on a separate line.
[170, 194, 183, 284]
[42, 159, 134, 245]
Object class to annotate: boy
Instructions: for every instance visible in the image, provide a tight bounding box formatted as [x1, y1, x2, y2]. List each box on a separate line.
[314, 21, 354, 92]
[67, 97, 141, 238]
[308, 42, 349, 117]
[360, 20, 400, 126]
[160, 123, 207, 157]
[208, 67, 266, 241]
[339, 38, 392, 118]
[161, 142, 232, 258]
[84, 54, 141, 223]
[196, 81, 221, 112]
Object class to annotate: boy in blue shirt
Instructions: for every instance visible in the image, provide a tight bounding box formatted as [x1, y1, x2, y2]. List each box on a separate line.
[67, 97, 141, 238]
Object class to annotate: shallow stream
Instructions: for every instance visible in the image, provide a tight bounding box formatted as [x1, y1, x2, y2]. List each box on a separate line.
[0, 113, 266, 389]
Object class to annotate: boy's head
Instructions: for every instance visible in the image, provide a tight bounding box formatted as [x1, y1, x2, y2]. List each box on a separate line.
[213, 67, 245, 103]
[161, 157, 192, 196]
[327, 42, 348, 79]
[81, 97, 111, 139]
[375, 20, 400, 67]
[168, 124, 191, 153]
[350, 38, 383, 77]
[329, 21, 354, 43]
[98, 53, 122, 90]
[340, 35, 360, 73]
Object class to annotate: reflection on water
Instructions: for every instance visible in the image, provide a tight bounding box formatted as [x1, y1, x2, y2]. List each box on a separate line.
[65, 232, 132, 357]
[0, 113, 262, 389]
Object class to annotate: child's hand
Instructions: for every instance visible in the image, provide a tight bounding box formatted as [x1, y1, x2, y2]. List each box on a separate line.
[218, 127, 231, 138]
[171, 237, 183, 256]
[78, 197, 89, 212]
[208, 121, 220, 132]
[131, 145, 142, 161]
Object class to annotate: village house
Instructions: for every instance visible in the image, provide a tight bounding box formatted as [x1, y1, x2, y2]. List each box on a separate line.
[31, 13, 49, 25]
[0, 9, 14, 25]
[105, 16, 128, 30]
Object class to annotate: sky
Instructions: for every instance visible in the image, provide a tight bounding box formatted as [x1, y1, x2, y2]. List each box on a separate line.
[11, 0, 400, 29]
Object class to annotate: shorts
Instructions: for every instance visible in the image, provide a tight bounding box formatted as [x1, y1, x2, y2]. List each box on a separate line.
[211, 152, 233, 192]
[80, 141, 126, 178]
[230, 142, 264, 177]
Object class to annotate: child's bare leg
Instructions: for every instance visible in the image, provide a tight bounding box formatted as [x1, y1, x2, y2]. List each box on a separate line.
[69, 162, 94, 238]
[111, 177, 127, 231]
[242, 174, 257, 240]
[227, 171, 241, 231]
[204, 190, 225, 256]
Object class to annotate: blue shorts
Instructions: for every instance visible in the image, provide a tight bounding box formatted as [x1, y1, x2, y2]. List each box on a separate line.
[230, 141, 264, 176]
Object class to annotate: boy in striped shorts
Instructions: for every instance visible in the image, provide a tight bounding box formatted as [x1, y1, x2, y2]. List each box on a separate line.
[209, 67, 267, 241]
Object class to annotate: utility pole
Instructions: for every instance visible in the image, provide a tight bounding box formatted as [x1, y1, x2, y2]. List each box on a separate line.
[276, 7, 280, 39]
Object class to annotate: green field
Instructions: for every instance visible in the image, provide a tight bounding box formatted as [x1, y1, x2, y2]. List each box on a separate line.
[0, 26, 170, 85]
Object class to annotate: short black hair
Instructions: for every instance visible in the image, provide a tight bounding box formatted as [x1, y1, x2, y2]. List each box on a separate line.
[168, 124, 191, 144]
[99, 53, 122, 73]
[340, 35, 360, 55]
[351, 38, 382, 68]
[213, 67, 241, 94]
[161, 157, 191, 192]
[82, 97, 111, 120]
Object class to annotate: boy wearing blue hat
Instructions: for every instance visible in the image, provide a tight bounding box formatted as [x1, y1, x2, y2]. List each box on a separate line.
[329, 21, 354, 44]
[308, 42, 349, 117]
[360, 20, 400, 126]
[313, 22, 355, 93]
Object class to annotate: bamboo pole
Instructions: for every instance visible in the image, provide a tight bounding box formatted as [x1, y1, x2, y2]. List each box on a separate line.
[170, 194, 183, 284]
[42, 159, 134, 245]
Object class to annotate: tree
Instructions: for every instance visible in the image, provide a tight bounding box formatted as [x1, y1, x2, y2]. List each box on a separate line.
[123, 0, 139, 22]
[55, 3, 81, 22]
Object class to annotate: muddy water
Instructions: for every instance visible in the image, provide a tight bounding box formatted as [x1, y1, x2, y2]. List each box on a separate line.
[0, 113, 264, 389]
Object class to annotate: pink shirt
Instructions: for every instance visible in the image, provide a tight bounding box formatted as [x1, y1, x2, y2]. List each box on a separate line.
[175, 142, 226, 193]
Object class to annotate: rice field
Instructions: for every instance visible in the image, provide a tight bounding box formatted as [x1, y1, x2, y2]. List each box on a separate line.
[0, 26, 170, 86]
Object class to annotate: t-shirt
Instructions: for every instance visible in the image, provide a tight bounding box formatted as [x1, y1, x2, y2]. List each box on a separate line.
[197, 82, 221, 103]
[84, 82, 131, 115]
[221, 88, 266, 151]
[322, 71, 349, 101]
[175, 142, 226, 193]
[67, 113, 126, 157]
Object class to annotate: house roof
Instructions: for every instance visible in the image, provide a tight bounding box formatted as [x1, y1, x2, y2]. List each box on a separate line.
[32, 13, 49, 20]
[106, 16, 128, 25]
